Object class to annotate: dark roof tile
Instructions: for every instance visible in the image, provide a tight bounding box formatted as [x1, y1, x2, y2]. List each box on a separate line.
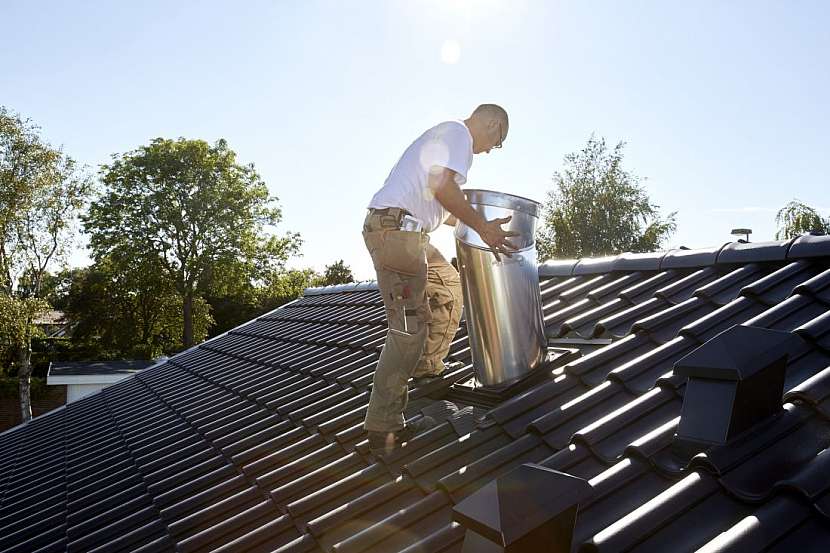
[573, 387, 682, 462]
[403, 426, 511, 491]
[619, 269, 680, 303]
[718, 421, 830, 503]
[332, 490, 453, 553]
[695, 495, 829, 553]
[565, 333, 655, 386]
[593, 298, 669, 339]
[785, 366, 830, 416]
[5, 246, 830, 553]
[309, 477, 426, 550]
[631, 297, 716, 344]
[679, 296, 767, 344]
[200, 511, 300, 553]
[530, 381, 635, 448]
[437, 433, 553, 502]
[574, 458, 675, 547]
[793, 266, 830, 302]
[693, 263, 765, 305]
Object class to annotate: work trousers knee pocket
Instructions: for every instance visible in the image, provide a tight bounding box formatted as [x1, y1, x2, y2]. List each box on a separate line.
[426, 268, 462, 338]
[378, 326, 428, 383]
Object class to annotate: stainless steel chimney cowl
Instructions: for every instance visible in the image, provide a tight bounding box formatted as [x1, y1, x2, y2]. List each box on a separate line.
[454, 189, 547, 387]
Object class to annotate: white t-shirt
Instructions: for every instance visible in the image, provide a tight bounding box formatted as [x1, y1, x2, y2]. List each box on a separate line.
[368, 120, 473, 232]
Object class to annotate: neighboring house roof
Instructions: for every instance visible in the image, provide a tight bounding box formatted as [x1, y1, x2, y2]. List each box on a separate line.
[48, 360, 157, 377]
[33, 310, 66, 326]
[47, 360, 158, 386]
[1, 235, 829, 552]
[33, 310, 71, 338]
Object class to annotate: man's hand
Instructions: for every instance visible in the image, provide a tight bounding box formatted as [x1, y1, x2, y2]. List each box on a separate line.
[477, 216, 519, 262]
[430, 166, 520, 261]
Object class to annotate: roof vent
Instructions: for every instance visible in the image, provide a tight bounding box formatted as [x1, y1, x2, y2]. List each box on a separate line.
[673, 324, 795, 455]
[452, 463, 592, 553]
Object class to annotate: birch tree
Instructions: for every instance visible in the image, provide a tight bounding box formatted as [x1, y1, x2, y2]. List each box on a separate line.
[0, 106, 91, 421]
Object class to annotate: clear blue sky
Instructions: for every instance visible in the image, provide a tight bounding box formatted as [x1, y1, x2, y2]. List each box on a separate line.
[2, 1, 828, 280]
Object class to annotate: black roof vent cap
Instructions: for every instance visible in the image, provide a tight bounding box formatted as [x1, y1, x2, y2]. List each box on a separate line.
[673, 324, 796, 456]
[452, 463, 592, 553]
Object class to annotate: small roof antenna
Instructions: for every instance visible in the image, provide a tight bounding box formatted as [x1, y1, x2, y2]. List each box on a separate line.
[731, 228, 752, 243]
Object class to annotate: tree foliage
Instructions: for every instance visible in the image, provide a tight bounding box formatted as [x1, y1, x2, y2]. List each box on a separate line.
[316, 259, 354, 287]
[0, 105, 91, 421]
[537, 136, 676, 260]
[84, 137, 301, 348]
[775, 199, 830, 240]
[0, 295, 49, 371]
[1, 107, 91, 294]
[62, 260, 212, 359]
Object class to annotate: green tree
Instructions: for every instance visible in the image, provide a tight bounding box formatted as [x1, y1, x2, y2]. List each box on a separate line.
[775, 199, 830, 240]
[64, 259, 213, 358]
[0, 106, 91, 421]
[0, 295, 50, 371]
[84, 137, 301, 348]
[259, 268, 319, 310]
[316, 259, 354, 287]
[32, 267, 81, 311]
[537, 135, 676, 260]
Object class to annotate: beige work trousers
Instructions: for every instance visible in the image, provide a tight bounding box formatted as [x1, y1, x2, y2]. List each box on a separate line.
[362, 212, 463, 433]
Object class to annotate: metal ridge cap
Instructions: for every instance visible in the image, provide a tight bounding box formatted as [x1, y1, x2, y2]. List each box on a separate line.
[572, 255, 620, 275]
[303, 280, 379, 296]
[787, 233, 830, 260]
[613, 250, 669, 272]
[539, 242, 755, 277]
[538, 258, 579, 277]
[716, 238, 795, 264]
[659, 243, 730, 270]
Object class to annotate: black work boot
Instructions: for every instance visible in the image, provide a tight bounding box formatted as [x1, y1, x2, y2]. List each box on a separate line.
[368, 416, 437, 456]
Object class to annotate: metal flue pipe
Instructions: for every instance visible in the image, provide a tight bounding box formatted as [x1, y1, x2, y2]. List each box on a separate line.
[454, 190, 546, 387]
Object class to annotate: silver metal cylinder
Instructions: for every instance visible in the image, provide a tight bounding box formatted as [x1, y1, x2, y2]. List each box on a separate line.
[454, 189, 547, 387]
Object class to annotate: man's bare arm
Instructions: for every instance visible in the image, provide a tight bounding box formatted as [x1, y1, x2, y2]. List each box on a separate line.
[443, 215, 457, 227]
[429, 167, 518, 260]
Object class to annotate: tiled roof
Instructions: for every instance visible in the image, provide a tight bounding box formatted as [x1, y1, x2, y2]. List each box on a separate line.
[1, 235, 830, 552]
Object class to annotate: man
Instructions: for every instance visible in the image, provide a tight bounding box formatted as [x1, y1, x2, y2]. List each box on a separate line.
[363, 104, 518, 454]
